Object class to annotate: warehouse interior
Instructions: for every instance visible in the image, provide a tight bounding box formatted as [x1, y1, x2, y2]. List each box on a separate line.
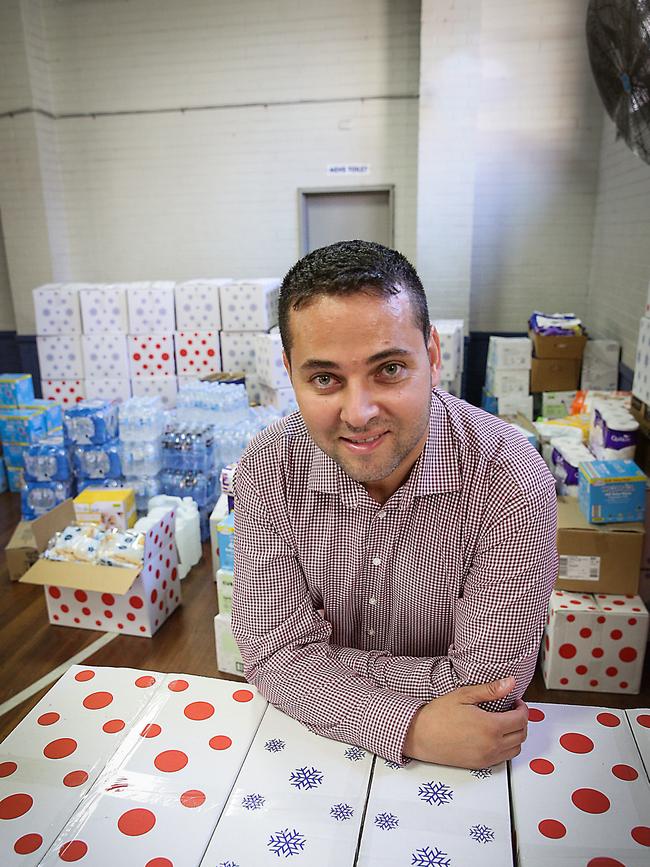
[1, 1, 650, 864]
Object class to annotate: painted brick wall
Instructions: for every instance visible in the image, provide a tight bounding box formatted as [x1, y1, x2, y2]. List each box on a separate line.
[587, 122, 650, 369]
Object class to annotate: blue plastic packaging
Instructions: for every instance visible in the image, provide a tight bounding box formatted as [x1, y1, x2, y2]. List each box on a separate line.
[161, 422, 216, 472]
[119, 440, 162, 477]
[2, 442, 29, 467]
[24, 437, 72, 482]
[160, 470, 218, 507]
[63, 399, 119, 445]
[22, 399, 63, 432]
[76, 476, 126, 493]
[0, 461, 7, 494]
[124, 473, 162, 513]
[21, 479, 73, 520]
[215, 509, 234, 566]
[6, 465, 24, 492]
[0, 374, 34, 406]
[72, 439, 122, 479]
[0, 409, 47, 444]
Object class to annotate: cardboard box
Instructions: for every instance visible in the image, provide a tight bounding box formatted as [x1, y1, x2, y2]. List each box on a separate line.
[41, 379, 86, 406]
[20, 500, 180, 637]
[127, 334, 176, 378]
[219, 278, 280, 332]
[530, 357, 581, 392]
[626, 708, 650, 779]
[33, 283, 82, 335]
[433, 318, 464, 378]
[541, 589, 648, 693]
[174, 331, 221, 376]
[556, 496, 644, 594]
[484, 366, 530, 398]
[4, 499, 74, 580]
[131, 375, 178, 407]
[126, 281, 176, 333]
[214, 612, 245, 677]
[483, 388, 533, 419]
[216, 567, 233, 616]
[220, 330, 259, 373]
[578, 459, 646, 524]
[73, 487, 136, 530]
[633, 315, 650, 405]
[581, 339, 620, 391]
[5, 464, 25, 492]
[0, 408, 48, 444]
[486, 336, 532, 370]
[36, 334, 84, 379]
[510, 702, 650, 866]
[540, 390, 577, 418]
[529, 329, 588, 359]
[85, 377, 132, 402]
[259, 383, 298, 416]
[175, 278, 228, 330]
[254, 330, 290, 389]
[81, 332, 130, 379]
[0, 664, 266, 866]
[0, 373, 34, 405]
[79, 283, 130, 332]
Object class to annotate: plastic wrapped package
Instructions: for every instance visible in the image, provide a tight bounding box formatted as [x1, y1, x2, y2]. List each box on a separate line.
[63, 399, 119, 445]
[72, 440, 121, 480]
[24, 437, 72, 482]
[21, 479, 74, 520]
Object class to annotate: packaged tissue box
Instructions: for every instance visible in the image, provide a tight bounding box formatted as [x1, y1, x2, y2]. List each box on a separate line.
[36, 334, 85, 379]
[126, 281, 176, 332]
[578, 460, 647, 524]
[0, 373, 34, 405]
[486, 336, 532, 370]
[82, 332, 130, 379]
[74, 487, 136, 529]
[33, 283, 82, 334]
[219, 278, 280, 331]
[79, 283, 129, 332]
[41, 379, 86, 405]
[220, 330, 259, 373]
[20, 398, 63, 432]
[254, 330, 290, 389]
[174, 278, 229, 329]
[128, 334, 176, 377]
[85, 377, 132, 402]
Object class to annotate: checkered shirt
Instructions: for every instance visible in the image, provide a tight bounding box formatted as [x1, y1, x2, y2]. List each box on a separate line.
[232, 389, 558, 764]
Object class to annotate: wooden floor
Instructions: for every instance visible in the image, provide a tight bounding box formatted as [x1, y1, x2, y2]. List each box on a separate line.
[1, 490, 648, 744]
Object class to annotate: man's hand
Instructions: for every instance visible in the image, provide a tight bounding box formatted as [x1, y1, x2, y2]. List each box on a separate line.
[402, 676, 528, 769]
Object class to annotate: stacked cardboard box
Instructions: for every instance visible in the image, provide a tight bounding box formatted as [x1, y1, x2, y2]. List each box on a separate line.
[530, 326, 586, 393]
[482, 336, 533, 419]
[434, 319, 464, 397]
[34, 284, 87, 405]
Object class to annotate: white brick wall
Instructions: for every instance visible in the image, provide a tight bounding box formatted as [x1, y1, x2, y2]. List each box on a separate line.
[587, 122, 650, 369]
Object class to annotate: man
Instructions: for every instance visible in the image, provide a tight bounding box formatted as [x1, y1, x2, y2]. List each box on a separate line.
[232, 240, 557, 768]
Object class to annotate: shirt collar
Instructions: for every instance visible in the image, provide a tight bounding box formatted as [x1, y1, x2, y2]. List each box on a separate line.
[305, 390, 462, 506]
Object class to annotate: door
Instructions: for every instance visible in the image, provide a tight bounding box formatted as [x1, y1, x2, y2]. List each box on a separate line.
[299, 187, 394, 255]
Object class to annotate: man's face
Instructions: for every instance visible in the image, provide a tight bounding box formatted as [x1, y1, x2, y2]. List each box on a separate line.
[284, 289, 440, 500]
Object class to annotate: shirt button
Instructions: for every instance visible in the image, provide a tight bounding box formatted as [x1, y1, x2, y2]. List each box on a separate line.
[377, 510, 386, 519]
[372, 556, 381, 566]
[368, 628, 375, 636]
[369, 597, 377, 606]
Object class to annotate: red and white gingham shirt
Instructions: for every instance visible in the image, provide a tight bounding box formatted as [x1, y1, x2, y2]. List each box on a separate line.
[232, 390, 558, 764]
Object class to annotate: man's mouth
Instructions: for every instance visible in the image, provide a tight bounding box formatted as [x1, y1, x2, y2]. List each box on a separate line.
[339, 431, 388, 452]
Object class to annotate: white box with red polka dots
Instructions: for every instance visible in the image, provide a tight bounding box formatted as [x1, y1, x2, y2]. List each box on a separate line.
[541, 590, 648, 694]
[127, 334, 176, 378]
[510, 702, 650, 866]
[41, 379, 86, 407]
[20, 506, 181, 638]
[173, 331, 222, 376]
[0, 665, 266, 866]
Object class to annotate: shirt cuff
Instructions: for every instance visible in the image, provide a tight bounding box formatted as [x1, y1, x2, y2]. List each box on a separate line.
[358, 689, 426, 766]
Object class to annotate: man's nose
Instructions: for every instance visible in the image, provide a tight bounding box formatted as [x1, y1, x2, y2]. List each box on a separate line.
[340, 384, 379, 430]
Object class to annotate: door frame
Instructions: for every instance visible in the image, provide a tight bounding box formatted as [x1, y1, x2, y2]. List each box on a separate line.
[297, 185, 395, 256]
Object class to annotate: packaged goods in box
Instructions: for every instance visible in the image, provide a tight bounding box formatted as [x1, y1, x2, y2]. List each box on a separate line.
[174, 330, 221, 376]
[633, 315, 650, 405]
[219, 278, 280, 331]
[0, 665, 266, 866]
[0, 373, 34, 405]
[63, 399, 118, 445]
[20, 501, 180, 636]
[24, 437, 71, 482]
[72, 440, 121, 480]
[510, 702, 650, 866]
[541, 590, 648, 693]
[530, 357, 581, 392]
[160, 469, 218, 507]
[84, 377, 132, 402]
[556, 496, 644, 594]
[0, 408, 47, 443]
[6, 465, 25, 492]
[482, 388, 533, 419]
[215, 511, 234, 571]
[216, 567, 233, 615]
[36, 335, 84, 379]
[540, 390, 577, 418]
[21, 479, 74, 521]
[579, 459, 646, 524]
[550, 439, 594, 497]
[127, 334, 175, 377]
[33, 283, 82, 335]
[484, 366, 530, 398]
[41, 379, 85, 405]
[254, 329, 290, 389]
[4, 499, 72, 580]
[130, 375, 178, 407]
[20, 398, 62, 432]
[73, 487, 136, 530]
[3, 442, 29, 467]
[259, 383, 297, 415]
[174, 278, 228, 330]
[433, 319, 464, 378]
[126, 281, 176, 332]
[581, 339, 620, 391]
[529, 328, 588, 359]
[81, 332, 130, 379]
[220, 330, 258, 373]
[79, 283, 129, 332]
[214, 612, 245, 676]
[486, 335, 532, 369]
[589, 403, 638, 461]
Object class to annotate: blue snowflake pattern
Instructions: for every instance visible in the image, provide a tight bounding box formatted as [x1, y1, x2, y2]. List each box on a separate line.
[265, 738, 286, 753]
[344, 746, 366, 762]
[384, 758, 411, 769]
[218, 862, 239, 867]
[242, 793, 265, 811]
[469, 824, 495, 844]
[374, 812, 399, 831]
[418, 781, 454, 807]
[268, 828, 306, 857]
[289, 766, 324, 790]
[411, 846, 452, 866]
[330, 802, 354, 821]
[470, 767, 492, 780]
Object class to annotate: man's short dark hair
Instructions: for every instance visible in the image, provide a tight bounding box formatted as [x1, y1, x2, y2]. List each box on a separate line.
[279, 240, 431, 355]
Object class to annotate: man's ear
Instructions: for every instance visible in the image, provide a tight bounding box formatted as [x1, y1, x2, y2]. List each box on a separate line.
[282, 349, 292, 383]
[428, 325, 441, 387]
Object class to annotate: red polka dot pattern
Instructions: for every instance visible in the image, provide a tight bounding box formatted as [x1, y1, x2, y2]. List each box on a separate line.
[154, 750, 188, 772]
[571, 787, 610, 814]
[180, 789, 206, 808]
[538, 819, 566, 839]
[117, 808, 156, 836]
[559, 732, 594, 754]
[184, 701, 215, 721]
[59, 840, 88, 861]
[596, 712, 620, 728]
[13, 833, 42, 855]
[43, 737, 77, 759]
[0, 792, 33, 820]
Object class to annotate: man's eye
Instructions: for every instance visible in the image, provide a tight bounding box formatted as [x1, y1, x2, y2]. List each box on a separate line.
[382, 363, 404, 377]
[313, 374, 333, 387]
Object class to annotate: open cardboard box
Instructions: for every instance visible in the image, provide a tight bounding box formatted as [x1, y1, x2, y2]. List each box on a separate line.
[529, 329, 588, 359]
[20, 499, 180, 637]
[556, 496, 644, 594]
[5, 500, 75, 581]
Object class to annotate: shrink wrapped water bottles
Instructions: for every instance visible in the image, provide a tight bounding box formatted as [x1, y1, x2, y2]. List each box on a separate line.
[118, 395, 165, 442]
[21, 479, 74, 520]
[161, 422, 216, 472]
[63, 399, 119, 445]
[125, 473, 163, 513]
[76, 477, 126, 493]
[118, 439, 162, 477]
[23, 436, 72, 482]
[159, 469, 218, 507]
[72, 440, 122, 479]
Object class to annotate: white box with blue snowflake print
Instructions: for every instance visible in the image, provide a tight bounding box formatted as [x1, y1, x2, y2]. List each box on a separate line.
[510, 702, 650, 866]
[356, 754, 512, 866]
[199, 703, 373, 866]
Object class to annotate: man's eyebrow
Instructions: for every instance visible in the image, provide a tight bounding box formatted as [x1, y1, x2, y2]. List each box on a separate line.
[300, 348, 413, 371]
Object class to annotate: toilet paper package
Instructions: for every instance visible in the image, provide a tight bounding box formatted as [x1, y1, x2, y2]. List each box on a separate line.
[589, 403, 638, 461]
[550, 438, 595, 497]
[486, 336, 532, 370]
